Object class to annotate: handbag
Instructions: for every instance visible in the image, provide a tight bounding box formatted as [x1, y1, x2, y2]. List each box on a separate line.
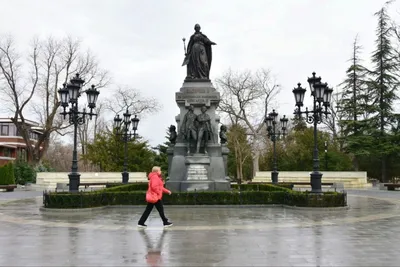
[146, 189, 158, 203]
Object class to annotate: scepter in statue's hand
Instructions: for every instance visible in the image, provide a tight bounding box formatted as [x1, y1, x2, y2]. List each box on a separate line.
[182, 38, 187, 56]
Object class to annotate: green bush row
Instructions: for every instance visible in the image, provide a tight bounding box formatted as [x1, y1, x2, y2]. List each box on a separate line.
[43, 190, 346, 209]
[103, 183, 148, 192]
[0, 163, 16, 185]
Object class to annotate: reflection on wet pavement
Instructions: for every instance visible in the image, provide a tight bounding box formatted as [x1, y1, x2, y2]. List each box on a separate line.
[0, 189, 399, 266]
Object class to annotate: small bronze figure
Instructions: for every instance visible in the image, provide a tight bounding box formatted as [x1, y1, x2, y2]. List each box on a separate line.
[180, 105, 197, 154]
[219, 125, 227, 144]
[195, 106, 213, 154]
[182, 24, 216, 80]
[168, 125, 177, 145]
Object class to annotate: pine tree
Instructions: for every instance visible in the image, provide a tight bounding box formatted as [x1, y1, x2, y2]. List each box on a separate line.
[367, 1, 399, 182]
[152, 127, 171, 178]
[337, 35, 370, 170]
[82, 131, 156, 173]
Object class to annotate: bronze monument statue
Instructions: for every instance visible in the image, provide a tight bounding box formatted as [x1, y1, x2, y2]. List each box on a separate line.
[219, 125, 227, 144]
[169, 125, 177, 145]
[182, 24, 216, 80]
[180, 105, 197, 154]
[195, 106, 213, 154]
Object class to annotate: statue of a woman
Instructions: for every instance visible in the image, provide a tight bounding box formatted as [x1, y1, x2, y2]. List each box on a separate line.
[182, 24, 216, 80]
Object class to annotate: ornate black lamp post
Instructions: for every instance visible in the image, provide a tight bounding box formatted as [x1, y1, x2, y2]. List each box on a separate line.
[58, 74, 100, 192]
[292, 72, 333, 193]
[113, 109, 140, 184]
[265, 110, 288, 183]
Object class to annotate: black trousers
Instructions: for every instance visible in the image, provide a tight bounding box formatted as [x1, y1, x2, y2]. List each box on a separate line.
[138, 200, 168, 224]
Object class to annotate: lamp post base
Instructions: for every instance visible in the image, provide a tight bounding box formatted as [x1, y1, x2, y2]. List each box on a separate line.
[68, 172, 81, 192]
[122, 171, 129, 184]
[310, 171, 322, 193]
[271, 171, 279, 184]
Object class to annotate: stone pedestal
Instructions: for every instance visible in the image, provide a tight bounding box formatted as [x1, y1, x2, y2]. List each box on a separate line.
[166, 146, 174, 180]
[165, 80, 230, 192]
[221, 145, 229, 179]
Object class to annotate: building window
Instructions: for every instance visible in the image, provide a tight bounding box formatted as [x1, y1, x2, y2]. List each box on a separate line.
[1, 125, 9, 136]
[3, 148, 11, 157]
[8, 125, 16, 136]
[18, 149, 27, 161]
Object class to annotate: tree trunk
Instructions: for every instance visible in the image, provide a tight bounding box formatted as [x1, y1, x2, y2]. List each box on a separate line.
[251, 140, 260, 178]
[382, 156, 387, 182]
[352, 156, 359, 171]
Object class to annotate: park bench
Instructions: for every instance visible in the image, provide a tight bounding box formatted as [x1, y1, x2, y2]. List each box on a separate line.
[289, 182, 344, 191]
[60, 182, 141, 190]
[248, 181, 343, 191]
[290, 182, 334, 186]
[0, 184, 17, 192]
[62, 182, 112, 189]
[383, 183, 400, 191]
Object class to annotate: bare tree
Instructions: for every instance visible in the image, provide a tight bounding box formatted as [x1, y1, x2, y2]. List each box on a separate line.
[44, 137, 100, 172]
[0, 35, 110, 165]
[216, 68, 280, 176]
[322, 89, 344, 139]
[227, 124, 252, 183]
[77, 86, 161, 170]
[104, 86, 161, 116]
[78, 101, 107, 171]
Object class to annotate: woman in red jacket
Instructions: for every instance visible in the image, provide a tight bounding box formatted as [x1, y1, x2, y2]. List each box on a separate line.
[138, 166, 173, 228]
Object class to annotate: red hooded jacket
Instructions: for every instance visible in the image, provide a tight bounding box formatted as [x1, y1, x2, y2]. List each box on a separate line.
[146, 172, 171, 203]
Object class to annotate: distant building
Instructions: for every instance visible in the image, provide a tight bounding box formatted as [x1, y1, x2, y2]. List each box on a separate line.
[0, 118, 44, 166]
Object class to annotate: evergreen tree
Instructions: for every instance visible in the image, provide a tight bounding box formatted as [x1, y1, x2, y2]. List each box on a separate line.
[152, 127, 171, 178]
[82, 131, 156, 173]
[367, 2, 399, 181]
[337, 35, 371, 170]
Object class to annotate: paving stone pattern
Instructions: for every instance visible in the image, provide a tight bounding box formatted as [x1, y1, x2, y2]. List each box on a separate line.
[0, 189, 400, 266]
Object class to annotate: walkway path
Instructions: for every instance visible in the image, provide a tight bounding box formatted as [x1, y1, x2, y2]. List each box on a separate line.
[0, 189, 399, 266]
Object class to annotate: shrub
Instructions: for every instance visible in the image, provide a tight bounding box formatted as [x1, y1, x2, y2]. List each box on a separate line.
[285, 191, 347, 207]
[14, 160, 36, 185]
[0, 163, 16, 185]
[102, 183, 148, 192]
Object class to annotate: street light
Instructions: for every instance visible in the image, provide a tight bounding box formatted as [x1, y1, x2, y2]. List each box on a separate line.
[265, 109, 288, 184]
[113, 109, 140, 183]
[58, 73, 100, 192]
[292, 72, 333, 193]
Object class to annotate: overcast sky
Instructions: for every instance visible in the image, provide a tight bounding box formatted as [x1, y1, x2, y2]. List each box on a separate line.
[0, 0, 398, 146]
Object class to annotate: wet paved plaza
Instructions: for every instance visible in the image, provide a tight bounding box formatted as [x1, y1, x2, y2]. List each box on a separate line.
[1, 189, 400, 266]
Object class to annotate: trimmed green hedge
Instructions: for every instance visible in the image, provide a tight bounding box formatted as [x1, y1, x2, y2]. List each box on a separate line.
[0, 163, 16, 185]
[103, 183, 148, 192]
[285, 191, 346, 207]
[43, 191, 289, 209]
[43, 183, 346, 209]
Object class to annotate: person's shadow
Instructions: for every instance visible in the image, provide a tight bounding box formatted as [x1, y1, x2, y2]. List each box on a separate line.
[139, 230, 167, 267]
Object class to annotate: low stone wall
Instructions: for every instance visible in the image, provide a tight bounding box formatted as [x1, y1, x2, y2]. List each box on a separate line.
[36, 172, 148, 190]
[253, 171, 371, 189]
